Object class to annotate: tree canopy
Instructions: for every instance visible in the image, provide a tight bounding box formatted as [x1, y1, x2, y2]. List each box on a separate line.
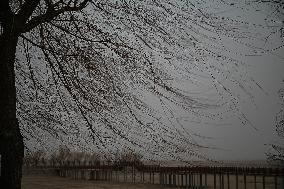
[2, 0, 282, 160]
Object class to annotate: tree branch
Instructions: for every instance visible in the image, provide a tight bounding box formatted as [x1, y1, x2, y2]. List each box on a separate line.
[0, 0, 13, 24]
[22, 0, 90, 33]
[17, 0, 41, 23]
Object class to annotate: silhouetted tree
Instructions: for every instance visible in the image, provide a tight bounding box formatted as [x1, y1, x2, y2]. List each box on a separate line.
[0, 1, 90, 188]
[1, 1, 282, 188]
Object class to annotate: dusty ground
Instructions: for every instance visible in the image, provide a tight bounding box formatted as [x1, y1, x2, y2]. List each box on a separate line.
[22, 174, 282, 189]
[22, 175, 169, 189]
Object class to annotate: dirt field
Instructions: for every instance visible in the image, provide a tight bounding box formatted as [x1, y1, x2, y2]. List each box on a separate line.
[22, 175, 169, 189]
[22, 174, 283, 189]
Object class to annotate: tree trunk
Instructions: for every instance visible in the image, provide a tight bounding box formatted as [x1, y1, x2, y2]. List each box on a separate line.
[0, 27, 24, 189]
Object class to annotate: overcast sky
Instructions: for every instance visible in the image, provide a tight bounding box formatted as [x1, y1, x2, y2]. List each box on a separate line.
[18, 0, 284, 161]
[188, 0, 284, 160]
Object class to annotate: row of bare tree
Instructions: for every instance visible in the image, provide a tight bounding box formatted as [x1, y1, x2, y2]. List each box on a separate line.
[23, 145, 143, 168]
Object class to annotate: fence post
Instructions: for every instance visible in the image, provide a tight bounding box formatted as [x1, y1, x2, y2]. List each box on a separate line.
[281, 175, 284, 189]
[181, 173, 184, 187]
[159, 171, 162, 186]
[274, 176, 277, 189]
[191, 172, 194, 188]
[219, 170, 222, 189]
[116, 169, 118, 182]
[124, 167, 126, 182]
[263, 175, 265, 189]
[221, 172, 224, 189]
[214, 167, 217, 189]
[227, 171, 230, 189]
[185, 172, 188, 188]
[134, 164, 136, 183]
[131, 165, 134, 183]
[140, 170, 143, 183]
[254, 174, 257, 189]
[244, 171, 247, 189]
[205, 173, 208, 188]
[280, 168, 284, 189]
[200, 173, 203, 189]
[189, 172, 191, 188]
[236, 168, 239, 189]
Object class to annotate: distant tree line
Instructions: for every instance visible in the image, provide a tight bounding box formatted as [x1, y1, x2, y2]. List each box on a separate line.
[23, 145, 143, 167]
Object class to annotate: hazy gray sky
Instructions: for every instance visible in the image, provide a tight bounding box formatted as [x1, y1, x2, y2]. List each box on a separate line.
[189, 0, 284, 160]
[18, 0, 284, 161]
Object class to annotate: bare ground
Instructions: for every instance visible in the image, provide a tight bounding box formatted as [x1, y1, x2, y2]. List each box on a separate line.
[22, 175, 168, 189]
[22, 174, 282, 189]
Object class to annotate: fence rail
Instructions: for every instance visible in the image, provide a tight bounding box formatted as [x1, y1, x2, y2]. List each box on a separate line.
[26, 161, 284, 189]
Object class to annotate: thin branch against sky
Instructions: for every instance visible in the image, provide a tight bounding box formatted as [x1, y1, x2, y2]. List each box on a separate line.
[12, 0, 284, 161]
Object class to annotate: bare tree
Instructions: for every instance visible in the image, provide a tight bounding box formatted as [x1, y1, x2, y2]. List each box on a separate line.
[1, 1, 90, 188]
[23, 149, 46, 167]
[1, 1, 281, 188]
[267, 88, 284, 164]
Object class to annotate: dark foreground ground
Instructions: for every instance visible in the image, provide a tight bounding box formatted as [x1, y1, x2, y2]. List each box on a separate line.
[22, 174, 282, 189]
[22, 175, 169, 189]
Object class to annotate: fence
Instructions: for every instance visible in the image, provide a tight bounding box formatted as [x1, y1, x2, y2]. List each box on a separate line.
[29, 161, 284, 189]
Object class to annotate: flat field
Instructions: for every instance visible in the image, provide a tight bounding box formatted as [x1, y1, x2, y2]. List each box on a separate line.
[22, 174, 282, 189]
[22, 175, 169, 189]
